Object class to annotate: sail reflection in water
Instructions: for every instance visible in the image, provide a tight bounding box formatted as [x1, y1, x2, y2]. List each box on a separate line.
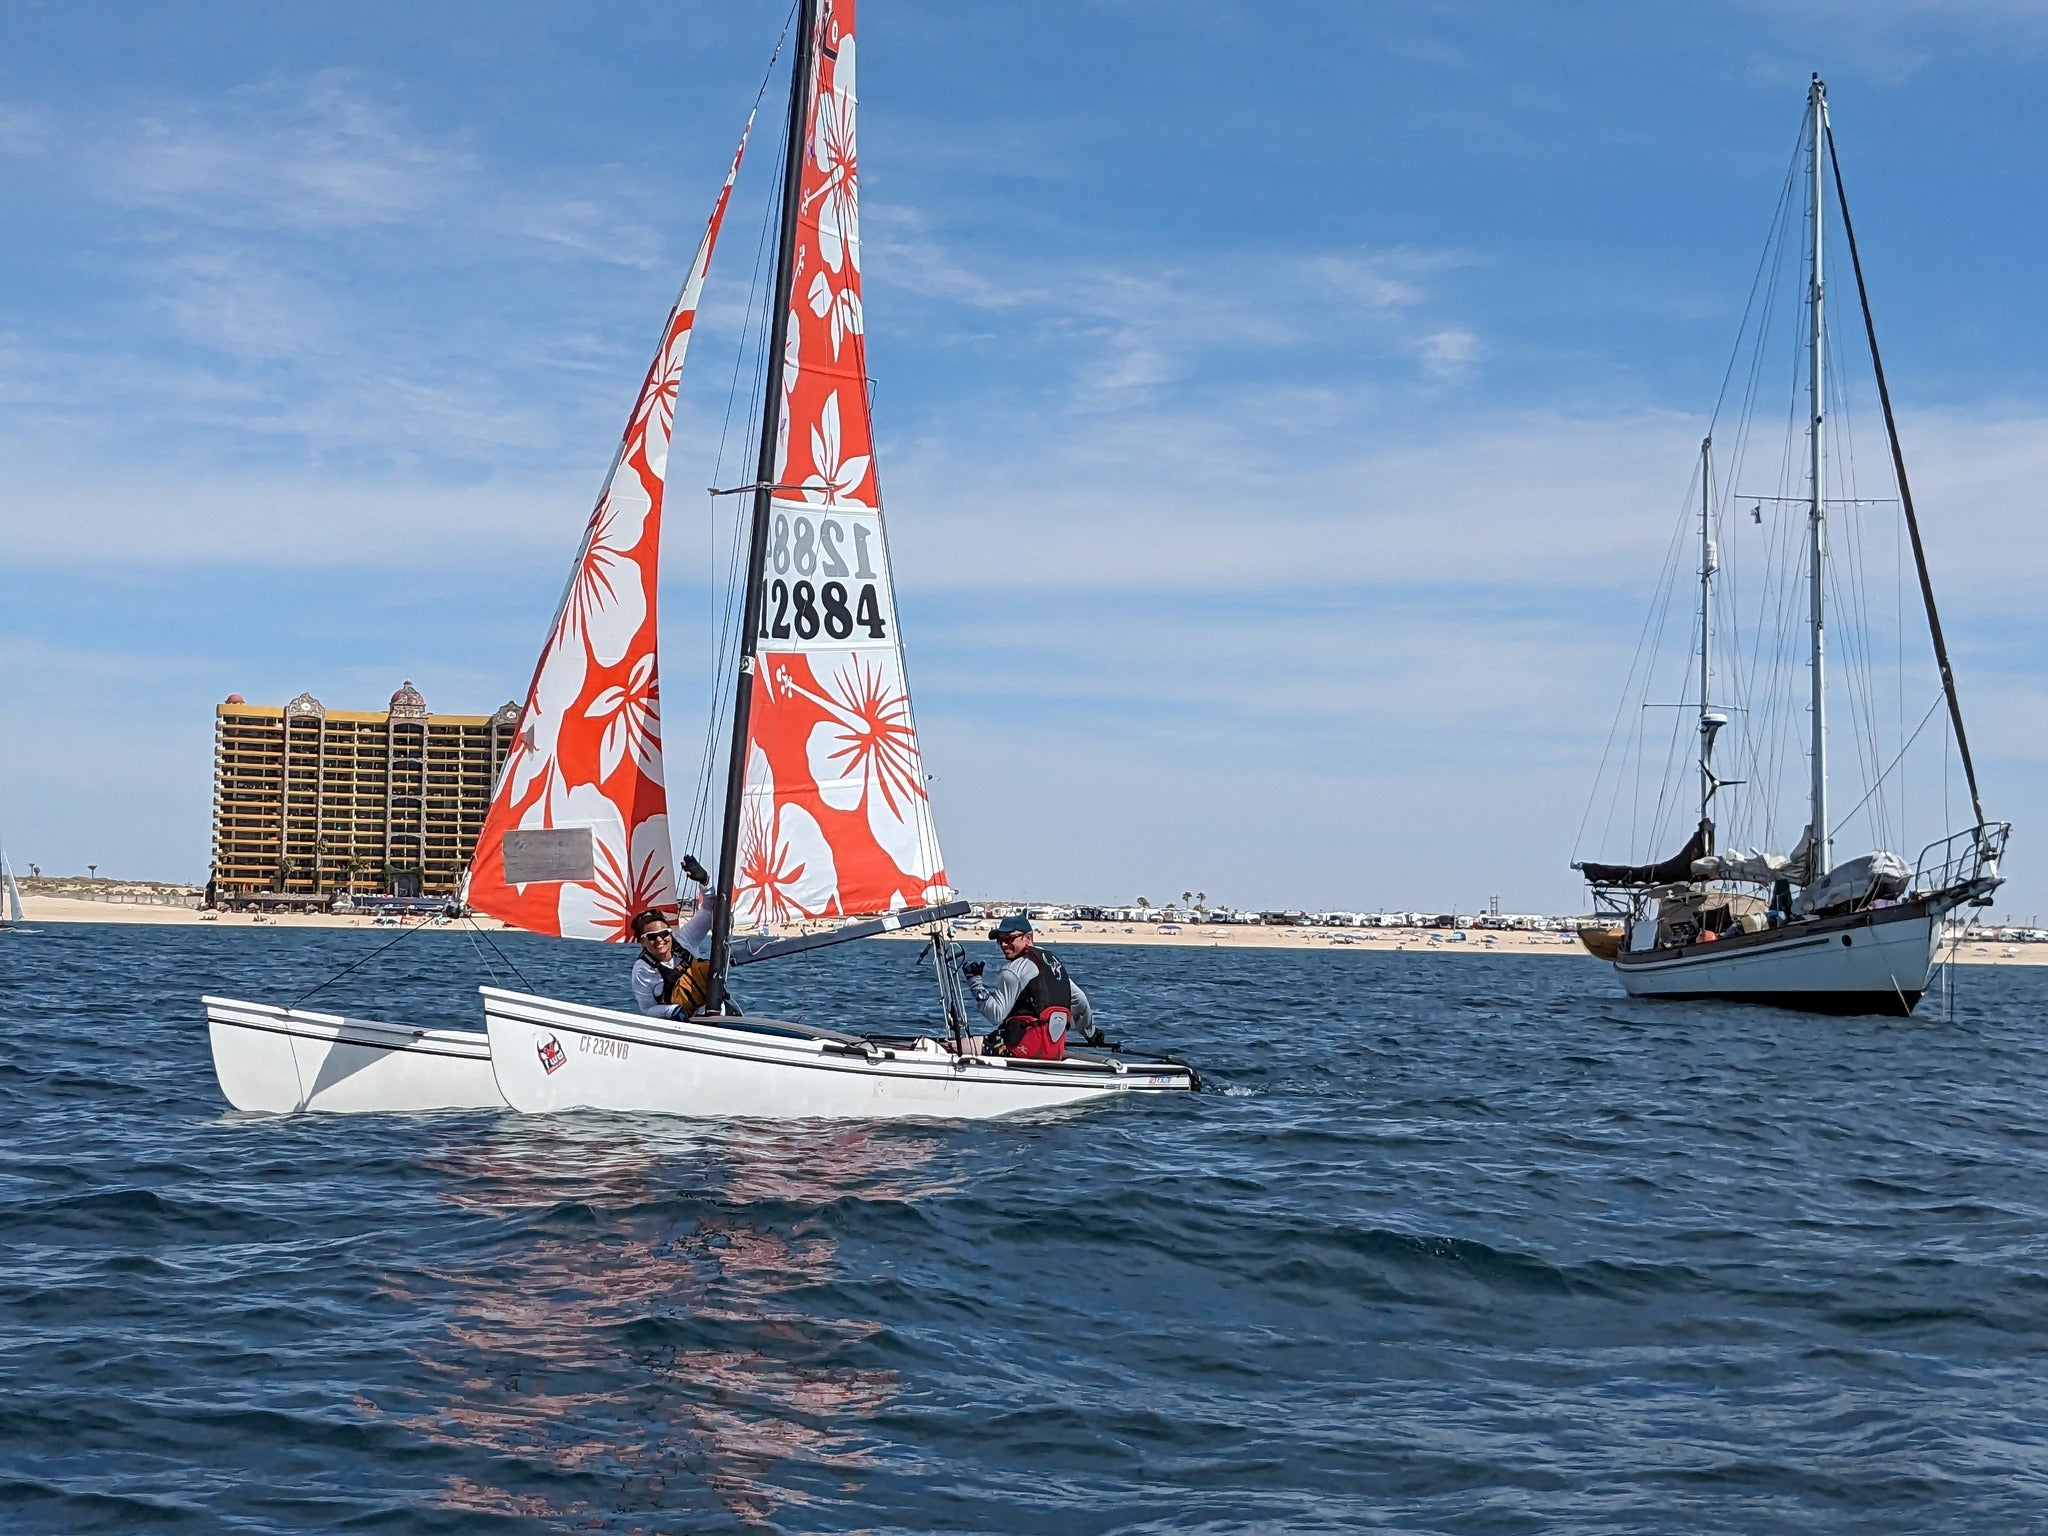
[369, 1123, 960, 1526]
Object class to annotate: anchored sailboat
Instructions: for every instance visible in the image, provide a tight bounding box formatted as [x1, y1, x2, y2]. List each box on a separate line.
[1574, 78, 2006, 1015]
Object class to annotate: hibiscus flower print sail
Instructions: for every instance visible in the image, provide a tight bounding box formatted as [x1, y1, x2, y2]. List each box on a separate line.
[466, 123, 750, 942]
[736, 0, 949, 929]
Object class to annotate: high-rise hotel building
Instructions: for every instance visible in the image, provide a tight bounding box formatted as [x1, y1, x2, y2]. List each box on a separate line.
[211, 682, 521, 901]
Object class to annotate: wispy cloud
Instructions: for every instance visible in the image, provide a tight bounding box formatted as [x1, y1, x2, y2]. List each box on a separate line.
[0, 100, 46, 157]
[869, 204, 1479, 401]
[107, 73, 477, 232]
[1737, 0, 2048, 79]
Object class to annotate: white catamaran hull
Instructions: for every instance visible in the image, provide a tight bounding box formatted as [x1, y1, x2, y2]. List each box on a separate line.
[203, 996, 507, 1114]
[481, 986, 1195, 1120]
[1613, 900, 1948, 1015]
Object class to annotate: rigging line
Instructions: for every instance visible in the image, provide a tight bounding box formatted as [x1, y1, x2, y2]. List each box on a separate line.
[691, 79, 793, 859]
[1574, 451, 1700, 862]
[1707, 115, 1808, 438]
[1729, 207, 1799, 795]
[1829, 549, 1887, 845]
[1820, 318, 1888, 843]
[695, 221, 777, 831]
[290, 916, 432, 1009]
[1715, 147, 1801, 808]
[1636, 514, 1693, 855]
[693, 326, 773, 855]
[1586, 484, 1690, 862]
[464, 916, 537, 992]
[859, 382, 948, 889]
[1824, 692, 1945, 839]
[1826, 121, 1987, 829]
[1731, 327, 1805, 852]
[462, 923, 502, 987]
[1896, 443, 1908, 829]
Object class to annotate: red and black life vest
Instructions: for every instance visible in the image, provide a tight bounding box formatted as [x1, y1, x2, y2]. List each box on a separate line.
[1008, 946, 1074, 1041]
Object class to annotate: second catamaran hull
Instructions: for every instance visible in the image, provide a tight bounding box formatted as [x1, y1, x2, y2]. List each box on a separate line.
[203, 996, 507, 1113]
[481, 987, 1197, 1120]
[1612, 900, 1946, 1015]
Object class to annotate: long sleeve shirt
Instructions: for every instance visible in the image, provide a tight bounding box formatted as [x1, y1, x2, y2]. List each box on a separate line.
[970, 953, 1093, 1037]
[627, 899, 719, 1019]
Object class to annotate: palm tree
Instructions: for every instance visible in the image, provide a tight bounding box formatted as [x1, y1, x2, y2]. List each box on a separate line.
[1136, 895, 1150, 910]
[1181, 890, 1192, 910]
[1196, 890, 1207, 914]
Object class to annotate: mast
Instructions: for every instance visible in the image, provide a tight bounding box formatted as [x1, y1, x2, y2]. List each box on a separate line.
[1697, 436, 1720, 832]
[1806, 74, 1831, 879]
[707, 0, 821, 1012]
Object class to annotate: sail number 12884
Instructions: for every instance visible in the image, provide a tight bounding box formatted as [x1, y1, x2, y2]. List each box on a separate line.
[758, 510, 891, 642]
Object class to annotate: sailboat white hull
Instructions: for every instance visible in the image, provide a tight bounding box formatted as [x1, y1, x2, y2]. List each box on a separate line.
[1613, 899, 1948, 1015]
[203, 996, 506, 1114]
[481, 986, 1197, 1120]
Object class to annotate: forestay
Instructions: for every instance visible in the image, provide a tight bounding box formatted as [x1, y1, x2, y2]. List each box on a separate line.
[737, 0, 949, 928]
[465, 126, 751, 941]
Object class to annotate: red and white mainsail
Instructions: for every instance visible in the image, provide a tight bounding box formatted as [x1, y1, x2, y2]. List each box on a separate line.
[466, 125, 750, 941]
[734, 0, 948, 929]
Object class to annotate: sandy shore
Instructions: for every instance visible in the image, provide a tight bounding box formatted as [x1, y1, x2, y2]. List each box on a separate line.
[15, 896, 2045, 965]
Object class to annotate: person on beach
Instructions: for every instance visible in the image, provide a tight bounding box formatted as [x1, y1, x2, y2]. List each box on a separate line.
[966, 915, 1099, 1059]
[629, 855, 721, 1019]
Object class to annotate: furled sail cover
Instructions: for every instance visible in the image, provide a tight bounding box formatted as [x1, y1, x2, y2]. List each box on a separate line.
[1575, 819, 1714, 887]
[735, 0, 949, 929]
[1691, 825, 1818, 887]
[466, 124, 750, 941]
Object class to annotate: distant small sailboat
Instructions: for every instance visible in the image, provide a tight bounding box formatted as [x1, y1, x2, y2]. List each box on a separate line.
[1573, 79, 2006, 1016]
[1, 841, 23, 930]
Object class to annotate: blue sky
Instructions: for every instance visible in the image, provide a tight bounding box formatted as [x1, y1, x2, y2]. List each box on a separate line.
[3, 0, 2046, 919]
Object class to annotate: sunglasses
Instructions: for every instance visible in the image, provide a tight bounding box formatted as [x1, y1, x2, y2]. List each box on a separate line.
[640, 930, 675, 943]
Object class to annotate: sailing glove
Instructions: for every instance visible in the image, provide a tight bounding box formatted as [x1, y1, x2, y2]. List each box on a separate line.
[680, 854, 711, 885]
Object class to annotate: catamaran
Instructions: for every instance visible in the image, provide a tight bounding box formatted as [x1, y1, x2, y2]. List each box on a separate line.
[470, 0, 1195, 1116]
[204, 0, 1198, 1114]
[1573, 78, 2006, 1015]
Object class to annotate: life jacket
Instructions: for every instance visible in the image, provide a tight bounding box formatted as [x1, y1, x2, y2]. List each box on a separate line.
[1007, 946, 1074, 1046]
[660, 955, 713, 1015]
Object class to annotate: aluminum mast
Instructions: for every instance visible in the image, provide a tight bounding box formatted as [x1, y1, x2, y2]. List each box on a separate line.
[1697, 436, 1723, 832]
[1806, 74, 1831, 879]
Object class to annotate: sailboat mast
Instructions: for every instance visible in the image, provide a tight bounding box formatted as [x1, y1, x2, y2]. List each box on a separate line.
[1697, 436, 1715, 830]
[1806, 74, 1831, 879]
[707, 0, 821, 1012]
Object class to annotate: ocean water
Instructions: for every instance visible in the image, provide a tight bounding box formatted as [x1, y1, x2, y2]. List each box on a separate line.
[2, 923, 2045, 1534]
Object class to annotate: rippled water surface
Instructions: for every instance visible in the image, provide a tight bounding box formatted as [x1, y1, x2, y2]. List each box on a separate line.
[3, 923, 2046, 1532]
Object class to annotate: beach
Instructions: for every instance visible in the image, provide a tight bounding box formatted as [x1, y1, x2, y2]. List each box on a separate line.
[19, 894, 2045, 965]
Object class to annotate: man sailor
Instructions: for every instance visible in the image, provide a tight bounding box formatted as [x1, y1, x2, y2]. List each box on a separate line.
[967, 915, 1099, 1060]
[629, 855, 721, 1019]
